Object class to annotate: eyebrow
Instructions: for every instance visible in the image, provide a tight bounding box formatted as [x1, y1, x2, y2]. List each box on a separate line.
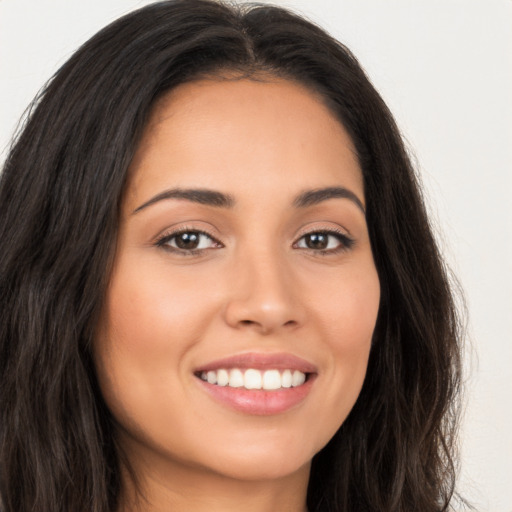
[132, 186, 365, 214]
[293, 187, 365, 213]
[132, 188, 235, 213]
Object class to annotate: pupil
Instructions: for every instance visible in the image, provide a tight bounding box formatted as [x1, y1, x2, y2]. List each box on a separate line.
[307, 233, 328, 249]
[176, 232, 199, 249]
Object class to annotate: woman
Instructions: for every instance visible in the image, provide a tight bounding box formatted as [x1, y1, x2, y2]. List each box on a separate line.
[0, 1, 463, 511]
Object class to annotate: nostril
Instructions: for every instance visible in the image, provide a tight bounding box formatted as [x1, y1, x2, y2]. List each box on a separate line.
[237, 319, 298, 330]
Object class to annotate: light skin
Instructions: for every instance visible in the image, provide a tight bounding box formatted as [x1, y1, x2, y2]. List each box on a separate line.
[94, 76, 381, 512]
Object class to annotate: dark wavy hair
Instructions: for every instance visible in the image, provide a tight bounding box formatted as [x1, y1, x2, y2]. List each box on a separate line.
[0, 1, 463, 511]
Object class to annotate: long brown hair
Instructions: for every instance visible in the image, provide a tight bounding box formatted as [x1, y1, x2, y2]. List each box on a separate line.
[0, 1, 464, 510]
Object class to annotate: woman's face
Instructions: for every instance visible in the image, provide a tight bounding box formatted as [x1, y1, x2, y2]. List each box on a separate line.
[94, 77, 380, 485]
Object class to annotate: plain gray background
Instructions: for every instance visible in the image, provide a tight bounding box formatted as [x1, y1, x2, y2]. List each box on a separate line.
[1, 1, 511, 510]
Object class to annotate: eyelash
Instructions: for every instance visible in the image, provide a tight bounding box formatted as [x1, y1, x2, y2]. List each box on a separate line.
[155, 227, 355, 256]
[294, 228, 355, 255]
[155, 227, 221, 255]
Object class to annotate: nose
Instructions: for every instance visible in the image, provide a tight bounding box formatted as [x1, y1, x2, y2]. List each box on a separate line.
[223, 249, 304, 335]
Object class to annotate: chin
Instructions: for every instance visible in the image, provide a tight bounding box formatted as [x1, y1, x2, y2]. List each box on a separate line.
[185, 429, 322, 482]
[201, 452, 312, 482]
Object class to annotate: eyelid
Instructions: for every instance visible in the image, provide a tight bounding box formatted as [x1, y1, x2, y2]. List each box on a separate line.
[152, 221, 220, 244]
[294, 222, 352, 241]
[293, 225, 355, 253]
[152, 223, 355, 256]
[154, 225, 223, 253]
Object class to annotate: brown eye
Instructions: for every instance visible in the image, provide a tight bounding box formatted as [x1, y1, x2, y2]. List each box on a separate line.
[158, 230, 220, 252]
[174, 232, 201, 249]
[296, 231, 354, 252]
[304, 233, 329, 250]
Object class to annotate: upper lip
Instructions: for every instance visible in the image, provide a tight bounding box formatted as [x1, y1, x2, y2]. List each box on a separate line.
[195, 352, 318, 374]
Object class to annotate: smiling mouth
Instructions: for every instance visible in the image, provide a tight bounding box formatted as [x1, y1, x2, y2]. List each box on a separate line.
[196, 368, 309, 391]
[194, 353, 317, 415]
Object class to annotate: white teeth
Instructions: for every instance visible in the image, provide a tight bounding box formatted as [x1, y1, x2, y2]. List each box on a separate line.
[262, 369, 281, 390]
[229, 369, 244, 387]
[199, 368, 308, 390]
[244, 369, 262, 389]
[292, 370, 306, 387]
[217, 369, 229, 386]
[281, 369, 292, 388]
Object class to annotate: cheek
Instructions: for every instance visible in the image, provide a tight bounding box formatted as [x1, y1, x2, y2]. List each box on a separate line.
[100, 257, 214, 356]
[310, 256, 380, 344]
[93, 255, 217, 416]
[307, 259, 380, 411]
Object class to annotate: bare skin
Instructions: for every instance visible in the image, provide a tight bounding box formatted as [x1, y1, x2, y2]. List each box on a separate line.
[95, 76, 380, 512]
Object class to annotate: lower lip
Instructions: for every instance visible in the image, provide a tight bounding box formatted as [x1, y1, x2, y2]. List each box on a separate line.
[196, 375, 316, 416]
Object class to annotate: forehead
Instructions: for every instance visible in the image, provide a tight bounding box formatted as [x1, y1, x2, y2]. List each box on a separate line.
[125, 77, 364, 211]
